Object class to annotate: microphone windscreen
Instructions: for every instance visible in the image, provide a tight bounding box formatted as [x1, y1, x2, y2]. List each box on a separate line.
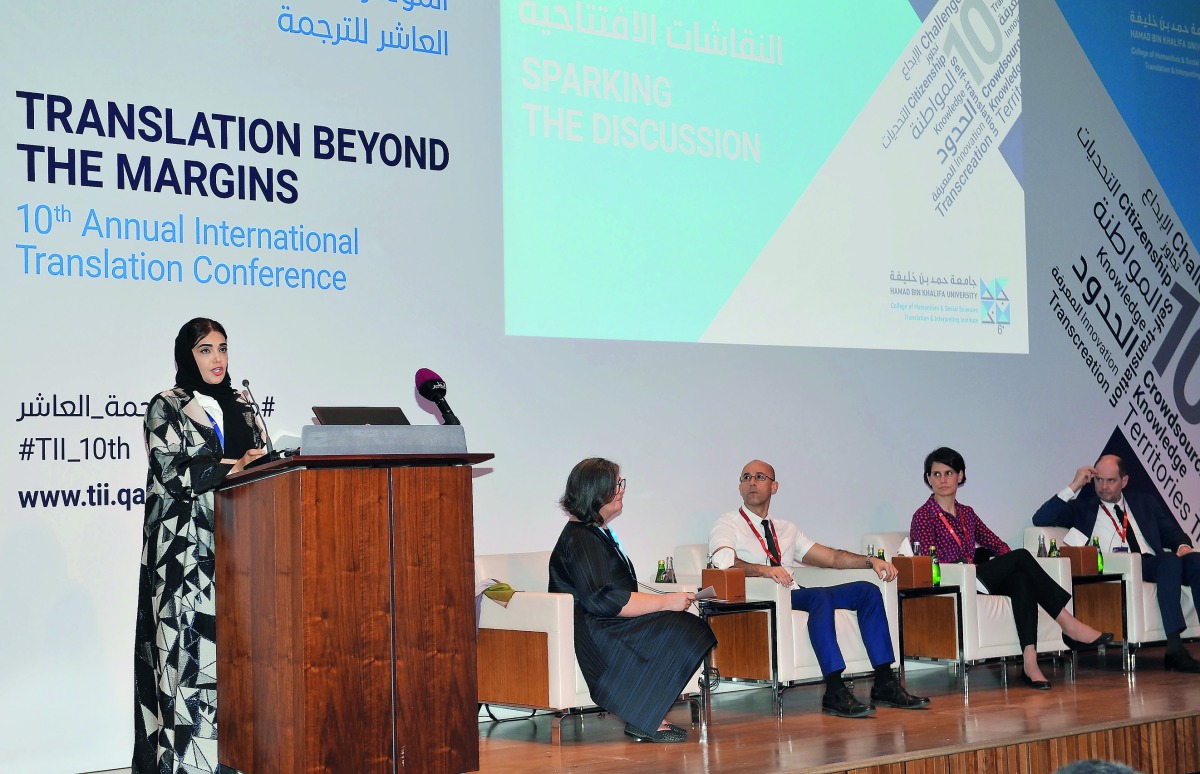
[242, 378, 250, 388]
[414, 367, 441, 388]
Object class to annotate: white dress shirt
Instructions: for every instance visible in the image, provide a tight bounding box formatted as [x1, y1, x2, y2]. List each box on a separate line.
[708, 508, 817, 569]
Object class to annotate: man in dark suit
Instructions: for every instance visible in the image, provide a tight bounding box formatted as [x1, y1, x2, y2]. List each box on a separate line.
[1033, 454, 1200, 672]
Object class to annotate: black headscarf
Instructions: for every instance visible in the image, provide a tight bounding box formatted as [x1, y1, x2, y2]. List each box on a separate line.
[172, 318, 256, 458]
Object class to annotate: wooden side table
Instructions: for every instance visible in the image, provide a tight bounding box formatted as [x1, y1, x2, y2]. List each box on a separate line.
[898, 585, 964, 676]
[1070, 573, 1126, 644]
[695, 598, 779, 742]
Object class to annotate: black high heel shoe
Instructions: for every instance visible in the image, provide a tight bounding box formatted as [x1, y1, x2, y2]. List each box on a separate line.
[1021, 672, 1052, 690]
[1062, 632, 1115, 651]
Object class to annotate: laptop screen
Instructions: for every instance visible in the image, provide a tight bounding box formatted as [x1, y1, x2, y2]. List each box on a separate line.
[311, 406, 411, 426]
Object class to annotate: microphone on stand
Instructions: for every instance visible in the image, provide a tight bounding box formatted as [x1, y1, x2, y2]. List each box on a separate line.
[414, 368, 461, 425]
[242, 378, 287, 467]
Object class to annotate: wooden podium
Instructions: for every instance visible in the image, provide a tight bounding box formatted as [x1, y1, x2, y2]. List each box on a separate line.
[214, 452, 492, 774]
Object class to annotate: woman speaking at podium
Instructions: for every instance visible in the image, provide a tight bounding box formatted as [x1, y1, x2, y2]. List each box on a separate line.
[132, 317, 265, 774]
[549, 458, 716, 743]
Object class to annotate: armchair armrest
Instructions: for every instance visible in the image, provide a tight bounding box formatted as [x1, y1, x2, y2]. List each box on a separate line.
[645, 582, 690, 593]
[478, 590, 574, 631]
[938, 563, 980, 655]
[1101, 550, 1143, 581]
[741, 567, 890, 595]
[1035, 556, 1073, 593]
[744, 575, 791, 603]
[938, 562, 974, 587]
[478, 591, 580, 709]
[1032, 556, 1071, 648]
[794, 566, 885, 589]
[743, 577, 794, 676]
[1097, 550, 1150, 643]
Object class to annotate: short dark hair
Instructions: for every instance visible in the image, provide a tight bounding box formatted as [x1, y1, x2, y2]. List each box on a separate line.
[923, 446, 966, 488]
[559, 457, 620, 527]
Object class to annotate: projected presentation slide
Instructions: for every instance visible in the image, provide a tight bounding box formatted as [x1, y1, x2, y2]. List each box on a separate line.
[501, 0, 1027, 352]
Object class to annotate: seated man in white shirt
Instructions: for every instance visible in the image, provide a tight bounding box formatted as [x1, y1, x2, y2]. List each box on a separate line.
[709, 459, 929, 718]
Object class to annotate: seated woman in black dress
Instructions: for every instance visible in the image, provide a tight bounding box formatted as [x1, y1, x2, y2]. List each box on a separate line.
[909, 446, 1113, 689]
[549, 458, 717, 742]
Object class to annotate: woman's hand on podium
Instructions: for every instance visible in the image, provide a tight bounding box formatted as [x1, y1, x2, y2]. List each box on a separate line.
[230, 447, 268, 474]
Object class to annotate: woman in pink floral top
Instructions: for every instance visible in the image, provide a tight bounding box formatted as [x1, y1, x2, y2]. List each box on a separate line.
[909, 447, 1112, 689]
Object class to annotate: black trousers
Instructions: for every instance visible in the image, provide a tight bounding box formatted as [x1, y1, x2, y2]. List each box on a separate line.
[975, 548, 1071, 649]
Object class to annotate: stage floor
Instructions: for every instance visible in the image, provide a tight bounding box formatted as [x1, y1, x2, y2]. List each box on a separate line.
[476, 646, 1200, 774]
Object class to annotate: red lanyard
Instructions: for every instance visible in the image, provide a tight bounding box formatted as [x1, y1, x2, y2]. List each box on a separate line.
[936, 504, 965, 548]
[739, 507, 781, 565]
[1100, 503, 1130, 543]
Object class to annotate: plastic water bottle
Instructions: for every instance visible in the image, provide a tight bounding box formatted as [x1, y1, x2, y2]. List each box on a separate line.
[665, 556, 677, 583]
[1037, 534, 1048, 557]
[930, 545, 941, 587]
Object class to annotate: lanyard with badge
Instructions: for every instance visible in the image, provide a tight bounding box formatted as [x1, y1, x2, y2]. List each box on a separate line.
[1100, 502, 1132, 551]
[738, 507, 781, 565]
[598, 525, 635, 576]
[204, 411, 224, 451]
[935, 506, 965, 549]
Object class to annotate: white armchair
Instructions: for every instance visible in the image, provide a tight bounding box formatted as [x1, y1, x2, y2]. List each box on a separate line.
[673, 544, 708, 589]
[863, 531, 1070, 669]
[1022, 526, 1200, 666]
[474, 550, 701, 742]
[474, 551, 594, 725]
[674, 544, 900, 686]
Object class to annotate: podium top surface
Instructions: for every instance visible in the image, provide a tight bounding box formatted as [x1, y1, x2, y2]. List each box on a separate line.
[221, 452, 494, 487]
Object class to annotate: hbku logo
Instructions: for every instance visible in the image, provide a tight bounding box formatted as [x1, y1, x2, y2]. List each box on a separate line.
[979, 278, 1010, 326]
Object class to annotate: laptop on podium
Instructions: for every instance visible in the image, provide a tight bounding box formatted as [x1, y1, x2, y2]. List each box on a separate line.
[305, 405, 465, 455]
[311, 406, 410, 426]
